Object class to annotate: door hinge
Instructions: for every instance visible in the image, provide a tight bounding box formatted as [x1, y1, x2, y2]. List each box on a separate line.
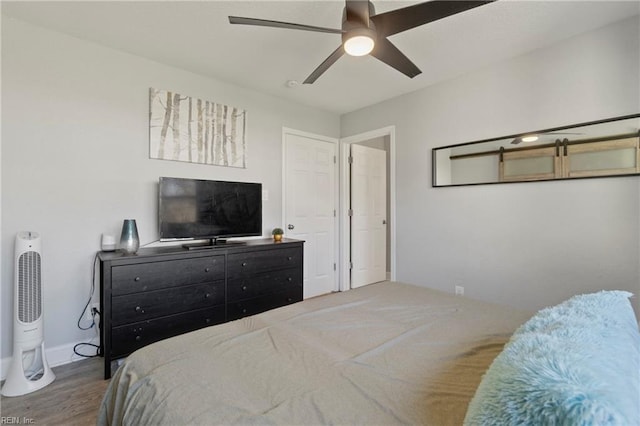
[349, 262, 353, 270]
[333, 263, 336, 271]
[333, 209, 336, 217]
[333, 155, 336, 164]
[348, 155, 353, 164]
[348, 209, 353, 216]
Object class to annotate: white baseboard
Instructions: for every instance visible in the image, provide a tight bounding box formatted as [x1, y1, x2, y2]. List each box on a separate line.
[1, 339, 98, 381]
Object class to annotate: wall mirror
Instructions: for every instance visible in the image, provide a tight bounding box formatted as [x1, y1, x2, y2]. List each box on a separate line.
[432, 114, 640, 187]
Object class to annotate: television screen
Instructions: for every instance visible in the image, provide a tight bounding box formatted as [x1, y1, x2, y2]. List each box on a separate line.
[159, 177, 262, 241]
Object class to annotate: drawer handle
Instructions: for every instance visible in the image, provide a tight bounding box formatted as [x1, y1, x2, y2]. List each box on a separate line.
[287, 256, 292, 261]
[242, 285, 247, 291]
[205, 293, 211, 299]
[287, 298, 293, 302]
[241, 262, 247, 267]
[135, 335, 141, 342]
[242, 308, 247, 314]
[206, 318, 211, 324]
[134, 277, 140, 282]
[135, 306, 145, 314]
[205, 267, 211, 272]
[287, 277, 293, 282]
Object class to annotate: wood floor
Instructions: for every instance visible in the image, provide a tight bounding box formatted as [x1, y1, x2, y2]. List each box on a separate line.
[0, 358, 109, 425]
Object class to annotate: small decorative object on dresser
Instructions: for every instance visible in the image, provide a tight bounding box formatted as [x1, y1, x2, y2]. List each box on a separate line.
[119, 219, 139, 255]
[101, 234, 116, 252]
[272, 227, 284, 242]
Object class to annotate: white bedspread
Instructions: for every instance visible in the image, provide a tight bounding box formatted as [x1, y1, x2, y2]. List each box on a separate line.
[98, 281, 530, 425]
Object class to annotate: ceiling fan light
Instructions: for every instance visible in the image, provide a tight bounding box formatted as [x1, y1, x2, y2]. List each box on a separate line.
[521, 135, 539, 143]
[344, 35, 375, 56]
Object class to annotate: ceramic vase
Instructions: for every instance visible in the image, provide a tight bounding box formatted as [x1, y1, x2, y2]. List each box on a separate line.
[120, 219, 140, 255]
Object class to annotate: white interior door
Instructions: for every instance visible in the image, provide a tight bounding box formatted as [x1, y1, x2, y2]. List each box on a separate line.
[284, 131, 337, 299]
[351, 144, 387, 288]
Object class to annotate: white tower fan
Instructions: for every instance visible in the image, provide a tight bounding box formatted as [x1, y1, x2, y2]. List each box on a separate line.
[1, 231, 55, 396]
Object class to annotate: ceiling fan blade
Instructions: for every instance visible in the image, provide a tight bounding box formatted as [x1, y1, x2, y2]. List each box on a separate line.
[303, 46, 345, 84]
[371, 38, 421, 79]
[229, 16, 343, 34]
[371, 1, 494, 37]
[345, 0, 371, 26]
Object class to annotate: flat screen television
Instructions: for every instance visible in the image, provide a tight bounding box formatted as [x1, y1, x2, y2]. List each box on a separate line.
[159, 177, 262, 246]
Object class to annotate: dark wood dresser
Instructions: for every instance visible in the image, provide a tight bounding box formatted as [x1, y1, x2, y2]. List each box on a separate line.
[99, 238, 303, 378]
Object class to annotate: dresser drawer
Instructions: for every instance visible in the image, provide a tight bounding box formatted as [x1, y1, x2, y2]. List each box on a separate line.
[228, 268, 302, 302]
[111, 255, 224, 296]
[227, 287, 303, 321]
[227, 247, 301, 278]
[111, 307, 226, 357]
[111, 281, 225, 326]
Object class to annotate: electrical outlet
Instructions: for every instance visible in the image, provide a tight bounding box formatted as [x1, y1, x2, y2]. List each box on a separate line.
[455, 285, 464, 296]
[86, 302, 100, 321]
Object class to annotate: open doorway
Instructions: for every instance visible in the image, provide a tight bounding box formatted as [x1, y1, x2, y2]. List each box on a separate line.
[339, 127, 396, 291]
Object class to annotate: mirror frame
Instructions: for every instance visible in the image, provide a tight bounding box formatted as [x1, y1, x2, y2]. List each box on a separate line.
[432, 113, 640, 187]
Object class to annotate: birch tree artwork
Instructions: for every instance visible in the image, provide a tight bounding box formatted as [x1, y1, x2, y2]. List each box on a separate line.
[149, 88, 247, 168]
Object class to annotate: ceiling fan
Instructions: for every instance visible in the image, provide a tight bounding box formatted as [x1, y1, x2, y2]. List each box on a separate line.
[229, 0, 494, 84]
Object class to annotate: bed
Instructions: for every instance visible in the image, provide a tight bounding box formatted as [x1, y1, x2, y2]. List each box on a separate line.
[99, 281, 640, 425]
[98, 281, 531, 425]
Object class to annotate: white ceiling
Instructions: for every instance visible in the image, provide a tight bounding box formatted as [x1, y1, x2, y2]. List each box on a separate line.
[2, 1, 638, 114]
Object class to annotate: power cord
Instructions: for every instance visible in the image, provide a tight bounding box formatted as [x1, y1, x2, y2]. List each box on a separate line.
[141, 239, 160, 248]
[74, 252, 101, 358]
[77, 252, 99, 330]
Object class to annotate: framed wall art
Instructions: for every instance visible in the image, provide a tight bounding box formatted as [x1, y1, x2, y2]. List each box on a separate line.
[149, 88, 247, 168]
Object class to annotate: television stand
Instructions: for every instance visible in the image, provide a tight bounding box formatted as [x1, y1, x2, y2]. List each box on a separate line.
[183, 238, 245, 250]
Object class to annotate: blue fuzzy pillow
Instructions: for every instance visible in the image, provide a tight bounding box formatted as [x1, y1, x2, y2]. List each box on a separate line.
[464, 291, 640, 425]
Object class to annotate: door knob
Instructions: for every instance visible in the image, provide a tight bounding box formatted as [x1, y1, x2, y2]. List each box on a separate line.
[383, 219, 387, 225]
[288, 224, 295, 230]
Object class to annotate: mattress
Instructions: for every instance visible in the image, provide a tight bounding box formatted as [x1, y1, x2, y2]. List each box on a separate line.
[98, 281, 531, 425]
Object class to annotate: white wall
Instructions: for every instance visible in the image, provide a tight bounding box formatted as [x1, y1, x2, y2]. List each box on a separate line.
[0, 17, 340, 363]
[342, 16, 640, 315]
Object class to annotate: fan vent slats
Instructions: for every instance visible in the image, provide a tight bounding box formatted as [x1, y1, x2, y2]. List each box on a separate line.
[18, 251, 42, 324]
